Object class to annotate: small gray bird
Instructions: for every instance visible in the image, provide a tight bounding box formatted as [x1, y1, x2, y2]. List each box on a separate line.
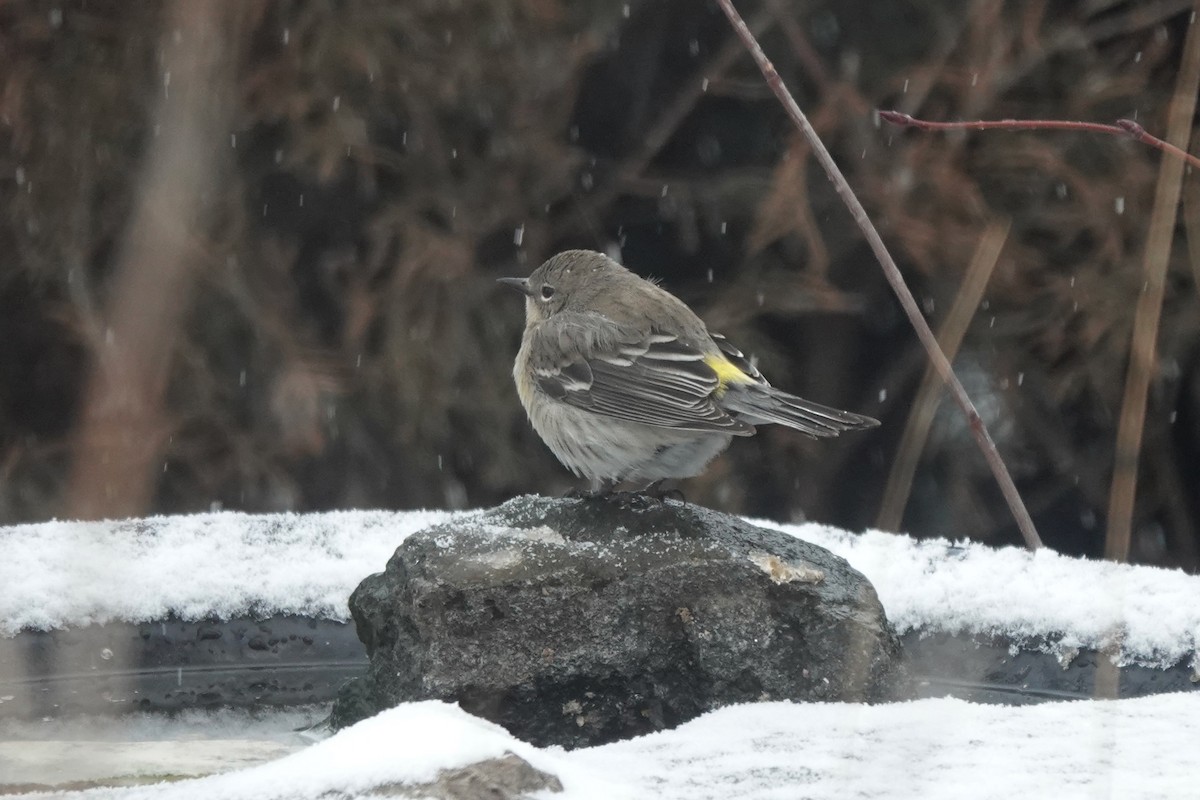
[499, 250, 878, 491]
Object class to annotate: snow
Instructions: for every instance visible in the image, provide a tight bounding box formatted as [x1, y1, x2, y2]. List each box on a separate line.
[2, 506, 1198, 668]
[0, 510, 451, 635]
[752, 522, 1200, 669]
[6, 703, 615, 800]
[11, 695, 1200, 799]
[3, 506, 1200, 797]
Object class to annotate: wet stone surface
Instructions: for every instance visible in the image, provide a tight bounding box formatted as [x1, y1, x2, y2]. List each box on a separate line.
[333, 494, 905, 748]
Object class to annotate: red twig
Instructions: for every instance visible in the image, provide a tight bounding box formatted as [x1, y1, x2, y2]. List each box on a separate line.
[716, 0, 1043, 549]
[879, 111, 1200, 171]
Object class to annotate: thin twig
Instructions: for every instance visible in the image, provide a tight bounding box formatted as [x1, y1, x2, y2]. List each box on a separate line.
[879, 111, 1200, 171]
[1105, 2, 1200, 563]
[876, 220, 1010, 533]
[715, 0, 1044, 549]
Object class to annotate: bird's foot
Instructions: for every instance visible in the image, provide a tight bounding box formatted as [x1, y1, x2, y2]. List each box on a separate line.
[564, 479, 618, 500]
[641, 479, 685, 503]
[564, 479, 683, 506]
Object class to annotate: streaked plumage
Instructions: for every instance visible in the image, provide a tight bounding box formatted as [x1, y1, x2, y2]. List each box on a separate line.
[501, 250, 878, 486]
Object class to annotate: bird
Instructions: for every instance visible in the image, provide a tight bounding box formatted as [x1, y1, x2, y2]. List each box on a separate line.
[499, 249, 879, 493]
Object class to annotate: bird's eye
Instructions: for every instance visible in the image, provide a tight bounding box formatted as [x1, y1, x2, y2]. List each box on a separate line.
[540, 285, 556, 300]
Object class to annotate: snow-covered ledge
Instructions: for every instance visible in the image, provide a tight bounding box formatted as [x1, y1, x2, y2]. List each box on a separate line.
[0, 510, 453, 634]
[3, 506, 1200, 798]
[2, 507, 1198, 671]
[755, 520, 1200, 672]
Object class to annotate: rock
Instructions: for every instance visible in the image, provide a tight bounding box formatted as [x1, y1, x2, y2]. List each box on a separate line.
[373, 753, 562, 799]
[334, 495, 904, 748]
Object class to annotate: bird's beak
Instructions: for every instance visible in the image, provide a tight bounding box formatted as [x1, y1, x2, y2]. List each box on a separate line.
[497, 277, 533, 296]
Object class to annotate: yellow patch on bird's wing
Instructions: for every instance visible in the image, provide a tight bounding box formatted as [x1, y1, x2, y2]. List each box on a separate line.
[704, 354, 756, 393]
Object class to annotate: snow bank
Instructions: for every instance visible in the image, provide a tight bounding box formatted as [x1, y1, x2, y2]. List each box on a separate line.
[1, 506, 1198, 667]
[0, 510, 450, 635]
[757, 522, 1200, 668]
[18, 694, 1200, 800]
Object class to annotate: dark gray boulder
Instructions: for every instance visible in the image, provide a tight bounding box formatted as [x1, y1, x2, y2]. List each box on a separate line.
[334, 494, 904, 747]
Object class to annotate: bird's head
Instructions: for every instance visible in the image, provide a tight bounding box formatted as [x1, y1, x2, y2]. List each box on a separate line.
[498, 249, 629, 325]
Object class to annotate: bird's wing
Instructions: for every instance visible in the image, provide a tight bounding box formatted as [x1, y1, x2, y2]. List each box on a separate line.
[709, 332, 768, 385]
[709, 333, 880, 436]
[529, 314, 754, 434]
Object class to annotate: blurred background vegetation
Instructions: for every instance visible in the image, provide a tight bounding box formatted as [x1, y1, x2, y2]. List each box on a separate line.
[1, 0, 1198, 569]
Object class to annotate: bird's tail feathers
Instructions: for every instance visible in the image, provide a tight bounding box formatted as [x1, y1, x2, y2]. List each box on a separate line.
[721, 384, 879, 438]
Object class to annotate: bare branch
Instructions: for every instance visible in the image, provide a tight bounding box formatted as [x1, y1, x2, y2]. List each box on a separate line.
[879, 111, 1200, 171]
[877, 220, 1010, 533]
[715, 0, 1043, 549]
[1105, 2, 1200, 562]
